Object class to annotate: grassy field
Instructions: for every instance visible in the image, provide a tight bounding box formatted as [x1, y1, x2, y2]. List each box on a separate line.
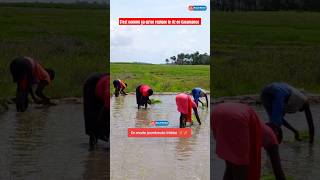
[0, 4, 108, 99]
[212, 11, 320, 97]
[110, 63, 210, 93]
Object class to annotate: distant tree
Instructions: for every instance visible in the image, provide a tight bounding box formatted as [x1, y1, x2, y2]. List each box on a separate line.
[165, 58, 169, 64]
[170, 56, 177, 64]
[166, 52, 210, 65]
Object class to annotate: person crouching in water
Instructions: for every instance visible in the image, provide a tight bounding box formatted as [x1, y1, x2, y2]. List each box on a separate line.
[83, 73, 109, 148]
[212, 103, 286, 180]
[260, 82, 314, 144]
[136, 84, 153, 109]
[10, 57, 55, 112]
[175, 93, 201, 128]
[191, 87, 208, 108]
[113, 79, 127, 97]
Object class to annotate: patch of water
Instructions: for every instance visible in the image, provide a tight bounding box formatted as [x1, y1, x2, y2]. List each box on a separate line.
[0, 104, 109, 179]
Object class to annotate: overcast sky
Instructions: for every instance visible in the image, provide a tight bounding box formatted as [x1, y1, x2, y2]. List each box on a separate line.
[110, 0, 210, 64]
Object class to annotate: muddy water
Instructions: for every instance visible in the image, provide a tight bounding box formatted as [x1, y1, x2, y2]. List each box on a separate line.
[212, 104, 320, 180]
[111, 95, 210, 180]
[0, 104, 109, 179]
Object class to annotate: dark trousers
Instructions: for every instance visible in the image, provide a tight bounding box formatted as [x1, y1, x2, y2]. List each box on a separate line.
[10, 57, 33, 112]
[83, 73, 109, 141]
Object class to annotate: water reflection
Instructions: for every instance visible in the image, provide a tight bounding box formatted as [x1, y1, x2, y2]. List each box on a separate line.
[0, 104, 109, 179]
[83, 147, 109, 180]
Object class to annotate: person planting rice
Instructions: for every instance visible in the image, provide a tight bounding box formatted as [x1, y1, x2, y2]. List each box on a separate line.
[83, 73, 109, 149]
[212, 102, 286, 180]
[260, 82, 314, 144]
[10, 56, 55, 112]
[191, 87, 208, 107]
[136, 84, 153, 109]
[176, 93, 201, 128]
[113, 79, 127, 97]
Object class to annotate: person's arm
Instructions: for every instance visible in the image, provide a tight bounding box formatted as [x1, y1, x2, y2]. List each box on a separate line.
[121, 89, 127, 95]
[198, 99, 204, 106]
[282, 119, 301, 141]
[192, 107, 201, 125]
[205, 94, 208, 108]
[265, 145, 286, 180]
[28, 86, 40, 103]
[304, 103, 314, 144]
[35, 81, 50, 104]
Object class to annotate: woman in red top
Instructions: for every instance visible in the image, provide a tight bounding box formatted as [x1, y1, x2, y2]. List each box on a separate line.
[10, 57, 55, 112]
[136, 84, 153, 109]
[83, 73, 109, 149]
[212, 103, 285, 180]
[175, 93, 201, 128]
[113, 79, 127, 97]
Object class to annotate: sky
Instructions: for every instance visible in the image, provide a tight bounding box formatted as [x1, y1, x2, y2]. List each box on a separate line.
[110, 0, 210, 64]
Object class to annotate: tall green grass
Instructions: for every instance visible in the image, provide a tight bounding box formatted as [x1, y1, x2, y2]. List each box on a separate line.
[0, 6, 109, 98]
[111, 63, 210, 93]
[212, 11, 320, 97]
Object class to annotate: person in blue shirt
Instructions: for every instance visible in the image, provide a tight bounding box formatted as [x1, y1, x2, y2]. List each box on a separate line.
[191, 87, 208, 108]
[260, 82, 314, 144]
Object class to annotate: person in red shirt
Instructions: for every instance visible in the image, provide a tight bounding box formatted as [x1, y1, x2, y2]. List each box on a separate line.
[83, 73, 109, 149]
[212, 103, 286, 180]
[175, 93, 201, 128]
[136, 84, 153, 109]
[10, 57, 55, 112]
[113, 79, 127, 97]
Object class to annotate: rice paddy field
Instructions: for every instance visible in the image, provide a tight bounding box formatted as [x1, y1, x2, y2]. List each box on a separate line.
[211, 11, 320, 97]
[0, 4, 109, 99]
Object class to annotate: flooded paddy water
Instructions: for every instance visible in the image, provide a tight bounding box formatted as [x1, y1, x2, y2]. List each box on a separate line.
[0, 102, 109, 179]
[212, 104, 320, 180]
[111, 95, 210, 180]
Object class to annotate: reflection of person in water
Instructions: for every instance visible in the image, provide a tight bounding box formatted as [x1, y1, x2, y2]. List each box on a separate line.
[260, 82, 314, 144]
[175, 125, 201, 158]
[10, 57, 55, 112]
[83, 73, 109, 148]
[83, 149, 110, 179]
[212, 103, 286, 180]
[175, 93, 201, 128]
[136, 84, 153, 109]
[191, 87, 208, 108]
[113, 79, 127, 97]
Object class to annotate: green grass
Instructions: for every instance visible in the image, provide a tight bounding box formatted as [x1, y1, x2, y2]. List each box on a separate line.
[0, 5, 109, 99]
[212, 11, 320, 97]
[110, 63, 209, 92]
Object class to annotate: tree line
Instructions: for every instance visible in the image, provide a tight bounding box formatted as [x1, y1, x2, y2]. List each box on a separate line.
[165, 52, 210, 65]
[211, 0, 320, 11]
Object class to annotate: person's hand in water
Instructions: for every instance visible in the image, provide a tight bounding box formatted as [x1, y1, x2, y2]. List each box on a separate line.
[147, 99, 151, 105]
